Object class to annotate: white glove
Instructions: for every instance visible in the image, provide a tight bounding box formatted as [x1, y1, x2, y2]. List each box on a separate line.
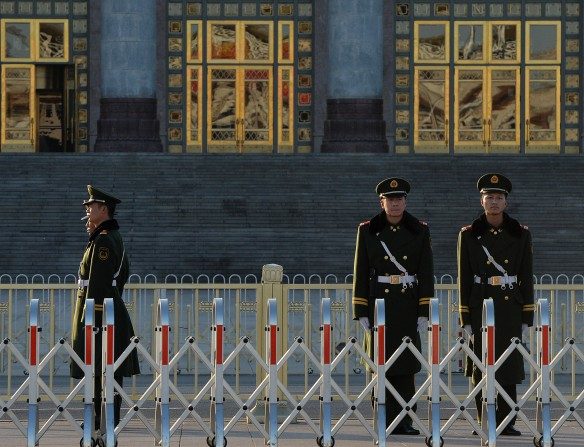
[359, 317, 370, 331]
[417, 317, 428, 333]
[463, 325, 473, 337]
[522, 323, 528, 338]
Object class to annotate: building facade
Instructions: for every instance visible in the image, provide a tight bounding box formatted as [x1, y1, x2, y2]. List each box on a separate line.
[1, 0, 581, 155]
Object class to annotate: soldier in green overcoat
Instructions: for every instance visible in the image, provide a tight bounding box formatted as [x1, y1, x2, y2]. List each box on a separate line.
[71, 185, 140, 430]
[352, 178, 434, 435]
[458, 173, 534, 437]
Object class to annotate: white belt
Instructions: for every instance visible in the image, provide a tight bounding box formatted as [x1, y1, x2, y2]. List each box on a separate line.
[474, 275, 517, 286]
[378, 274, 417, 286]
[78, 278, 117, 288]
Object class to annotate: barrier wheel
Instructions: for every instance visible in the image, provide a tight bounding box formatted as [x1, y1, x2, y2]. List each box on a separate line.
[206, 436, 227, 447]
[316, 436, 335, 447]
[425, 436, 444, 447]
[79, 437, 96, 447]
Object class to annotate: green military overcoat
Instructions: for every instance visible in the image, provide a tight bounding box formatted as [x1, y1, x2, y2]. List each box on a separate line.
[71, 219, 140, 379]
[352, 211, 434, 375]
[458, 213, 534, 385]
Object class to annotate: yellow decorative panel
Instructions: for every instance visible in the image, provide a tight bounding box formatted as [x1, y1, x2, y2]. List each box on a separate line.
[186, 20, 202, 63]
[414, 67, 449, 152]
[187, 66, 203, 146]
[525, 67, 560, 151]
[278, 67, 294, 147]
[278, 21, 294, 63]
[1, 65, 36, 150]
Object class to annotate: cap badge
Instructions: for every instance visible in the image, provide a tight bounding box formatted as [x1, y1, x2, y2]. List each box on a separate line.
[390, 180, 398, 188]
[490, 175, 499, 184]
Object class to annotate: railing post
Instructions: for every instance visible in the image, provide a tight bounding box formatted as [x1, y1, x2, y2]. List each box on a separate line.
[82, 299, 96, 447]
[265, 298, 278, 447]
[482, 298, 496, 446]
[102, 298, 116, 447]
[536, 298, 552, 447]
[374, 298, 386, 446]
[428, 298, 442, 447]
[155, 291, 170, 447]
[210, 297, 226, 447]
[319, 298, 333, 447]
[27, 299, 40, 447]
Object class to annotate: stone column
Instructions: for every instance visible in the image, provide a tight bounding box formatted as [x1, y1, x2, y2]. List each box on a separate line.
[321, 0, 388, 153]
[94, 0, 162, 152]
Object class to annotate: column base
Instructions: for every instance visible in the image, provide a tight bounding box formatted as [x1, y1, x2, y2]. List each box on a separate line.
[321, 99, 388, 153]
[94, 98, 162, 152]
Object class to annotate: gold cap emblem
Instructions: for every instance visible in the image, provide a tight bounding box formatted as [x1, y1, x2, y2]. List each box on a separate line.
[490, 175, 499, 184]
[390, 180, 398, 188]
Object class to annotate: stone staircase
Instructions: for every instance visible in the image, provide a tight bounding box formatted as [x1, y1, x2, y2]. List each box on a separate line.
[0, 153, 582, 280]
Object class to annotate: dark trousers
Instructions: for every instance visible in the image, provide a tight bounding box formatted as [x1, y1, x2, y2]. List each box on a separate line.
[386, 374, 417, 428]
[475, 384, 517, 428]
[94, 372, 124, 430]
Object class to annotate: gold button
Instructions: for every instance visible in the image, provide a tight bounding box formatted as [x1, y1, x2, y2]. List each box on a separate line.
[487, 261, 491, 265]
[384, 256, 389, 260]
[504, 259, 509, 264]
[392, 228, 397, 232]
[385, 272, 390, 275]
[384, 289, 389, 293]
[401, 289, 406, 294]
[505, 296, 509, 300]
[403, 255, 408, 260]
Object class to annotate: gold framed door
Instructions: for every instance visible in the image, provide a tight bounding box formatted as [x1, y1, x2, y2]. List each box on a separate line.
[207, 66, 273, 153]
[414, 67, 449, 153]
[1, 64, 36, 152]
[454, 67, 519, 152]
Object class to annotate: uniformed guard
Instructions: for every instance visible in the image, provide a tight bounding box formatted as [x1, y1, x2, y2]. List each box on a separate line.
[458, 173, 534, 436]
[352, 177, 434, 435]
[71, 185, 140, 431]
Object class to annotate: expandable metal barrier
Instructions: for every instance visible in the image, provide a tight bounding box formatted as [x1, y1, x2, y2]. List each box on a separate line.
[0, 295, 581, 446]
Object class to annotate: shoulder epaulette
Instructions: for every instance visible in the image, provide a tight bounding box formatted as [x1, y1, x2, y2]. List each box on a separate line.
[359, 220, 370, 227]
[419, 220, 428, 226]
[522, 224, 529, 230]
[461, 225, 471, 232]
[100, 230, 108, 235]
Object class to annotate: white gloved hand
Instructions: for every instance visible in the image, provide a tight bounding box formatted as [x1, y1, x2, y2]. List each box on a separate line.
[359, 317, 371, 331]
[522, 323, 528, 338]
[417, 316, 428, 333]
[463, 325, 473, 337]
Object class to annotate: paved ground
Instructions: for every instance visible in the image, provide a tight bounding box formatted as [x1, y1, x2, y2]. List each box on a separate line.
[1, 403, 581, 446]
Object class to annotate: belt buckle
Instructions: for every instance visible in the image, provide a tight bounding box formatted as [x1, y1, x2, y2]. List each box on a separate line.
[390, 275, 400, 285]
[490, 276, 501, 286]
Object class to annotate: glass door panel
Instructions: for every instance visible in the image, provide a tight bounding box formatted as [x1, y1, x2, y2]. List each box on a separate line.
[414, 68, 449, 151]
[489, 22, 521, 64]
[488, 68, 519, 148]
[1, 20, 33, 61]
[455, 22, 486, 64]
[242, 68, 272, 145]
[454, 68, 485, 148]
[526, 68, 560, 150]
[1, 65, 35, 150]
[208, 67, 237, 145]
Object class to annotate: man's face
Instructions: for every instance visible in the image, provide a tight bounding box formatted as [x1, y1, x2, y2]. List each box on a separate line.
[85, 202, 108, 227]
[480, 192, 507, 216]
[380, 195, 407, 218]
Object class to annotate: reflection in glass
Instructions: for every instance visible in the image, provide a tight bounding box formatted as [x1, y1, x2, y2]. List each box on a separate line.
[189, 69, 199, 142]
[244, 69, 269, 141]
[245, 24, 270, 60]
[39, 22, 65, 59]
[528, 70, 557, 142]
[417, 70, 446, 142]
[4, 22, 31, 59]
[210, 69, 236, 141]
[281, 24, 290, 61]
[491, 24, 518, 61]
[4, 68, 32, 141]
[457, 70, 483, 142]
[457, 25, 483, 60]
[190, 23, 199, 60]
[529, 25, 558, 61]
[211, 24, 236, 59]
[417, 24, 446, 61]
[490, 70, 517, 143]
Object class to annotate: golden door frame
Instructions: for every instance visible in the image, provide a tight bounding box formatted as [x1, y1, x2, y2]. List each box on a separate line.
[454, 67, 520, 153]
[206, 65, 274, 153]
[1, 64, 36, 151]
[525, 66, 561, 152]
